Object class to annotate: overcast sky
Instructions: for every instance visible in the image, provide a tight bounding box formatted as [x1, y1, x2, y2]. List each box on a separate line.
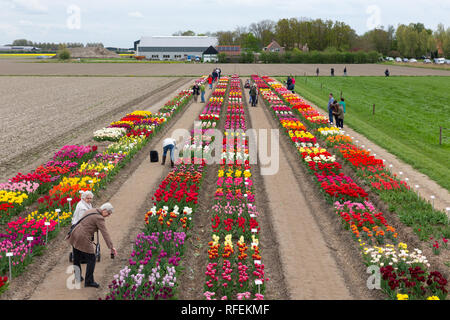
[0, 0, 449, 48]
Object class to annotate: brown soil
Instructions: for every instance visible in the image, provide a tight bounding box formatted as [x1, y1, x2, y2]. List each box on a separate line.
[66, 47, 120, 59]
[0, 77, 192, 181]
[1, 60, 450, 76]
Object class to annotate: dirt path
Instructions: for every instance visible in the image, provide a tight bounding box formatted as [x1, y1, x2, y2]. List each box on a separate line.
[2, 81, 207, 300]
[243, 79, 360, 300]
[300, 97, 450, 213]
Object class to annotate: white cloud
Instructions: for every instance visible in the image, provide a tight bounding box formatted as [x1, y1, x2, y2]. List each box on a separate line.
[19, 19, 33, 26]
[128, 11, 143, 18]
[0, 22, 25, 38]
[11, 0, 48, 14]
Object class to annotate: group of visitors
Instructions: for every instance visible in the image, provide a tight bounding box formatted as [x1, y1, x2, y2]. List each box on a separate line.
[66, 191, 117, 288]
[316, 67, 347, 77]
[194, 67, 222, 103]
[327, 93, 346, 128]
[286, 75, 296, 93]
[192, 82, 205, 103]
[205, 67, 222, 91]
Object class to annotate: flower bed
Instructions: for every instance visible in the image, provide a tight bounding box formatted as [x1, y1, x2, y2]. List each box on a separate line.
[270, 77, 449, 243]
[203, 75, 267, 301]
[0, 147, 96, 224]
[0, 77, 207, 296]
[103, 76, 227, 300]
[255, 75, 447, 300]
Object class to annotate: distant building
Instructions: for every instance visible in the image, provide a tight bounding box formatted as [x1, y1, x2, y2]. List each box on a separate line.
[203, 46, 219, 62]
[263, 40, 284, 53]
[0, 45, 40, 52]
[106, 47, 134, 53]
[136, 36, 218, 61]
[217, 45, 241, 56]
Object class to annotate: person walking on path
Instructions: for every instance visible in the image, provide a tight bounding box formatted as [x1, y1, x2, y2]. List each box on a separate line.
[385, 69, 390, 77]
[200, 83, 206, 103]
[331, 68, 335, 76]
[344, 67, 347, 76]
[207, 74, 213, 89]
[192, 83, 200, 103]
[339, 97, 346, 114]
[316, 67, 319, 77]
[249, 83, 258, 107]
[327, 93, 335, 125]
[65, 203, 117, 288]
[290, 76, 296, 93]
[162, 137, 177, 168]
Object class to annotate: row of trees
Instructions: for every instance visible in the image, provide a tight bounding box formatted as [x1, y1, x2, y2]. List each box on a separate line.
[360, 23, 448, 58]
[175, 19, 450, 58]
[9, 39, 104, 51]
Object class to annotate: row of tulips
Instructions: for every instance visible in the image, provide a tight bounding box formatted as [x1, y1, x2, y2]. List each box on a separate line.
[255, 75, 447, 300]
[204, 75, 266, 301]
[324, 137, 449, 241]
[0, 77, 207, 296]
[0, 147, 97, 225]
[265, 76, 450, 247]
[103, 76, 228, 300]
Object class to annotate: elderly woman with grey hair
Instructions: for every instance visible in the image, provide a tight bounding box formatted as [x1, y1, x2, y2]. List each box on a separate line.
[66, 202, 118, 288]
[71, 190, 94, 225]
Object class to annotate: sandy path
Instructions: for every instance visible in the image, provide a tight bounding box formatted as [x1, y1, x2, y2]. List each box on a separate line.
[244, 81, 353, 300]
[1, 60, 450, 76]
[299, 97, 450, 213]
[25, 92, 207, 300]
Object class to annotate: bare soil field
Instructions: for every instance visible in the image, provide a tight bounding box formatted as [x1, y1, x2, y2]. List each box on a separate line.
[1, 59, 450, 76]
[0, 76, 194, 181]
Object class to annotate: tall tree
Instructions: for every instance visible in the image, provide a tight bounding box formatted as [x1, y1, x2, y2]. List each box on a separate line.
[249, 19, 275, 47]
[275, 18, 294, 49]
[215, 31, 236, 45]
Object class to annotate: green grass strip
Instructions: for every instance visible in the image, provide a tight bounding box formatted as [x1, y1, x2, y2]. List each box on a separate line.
[280, 76, 450, 191]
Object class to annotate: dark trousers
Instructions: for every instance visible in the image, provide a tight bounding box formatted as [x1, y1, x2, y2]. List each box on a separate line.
[73, 247, 96, 284]
[334, 114, 340, 126]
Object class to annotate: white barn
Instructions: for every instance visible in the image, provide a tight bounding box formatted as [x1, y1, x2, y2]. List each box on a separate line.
[136, 36, 218, 61]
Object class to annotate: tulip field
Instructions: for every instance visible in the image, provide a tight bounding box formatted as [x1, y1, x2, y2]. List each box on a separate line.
[0, 69, 449, 301]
